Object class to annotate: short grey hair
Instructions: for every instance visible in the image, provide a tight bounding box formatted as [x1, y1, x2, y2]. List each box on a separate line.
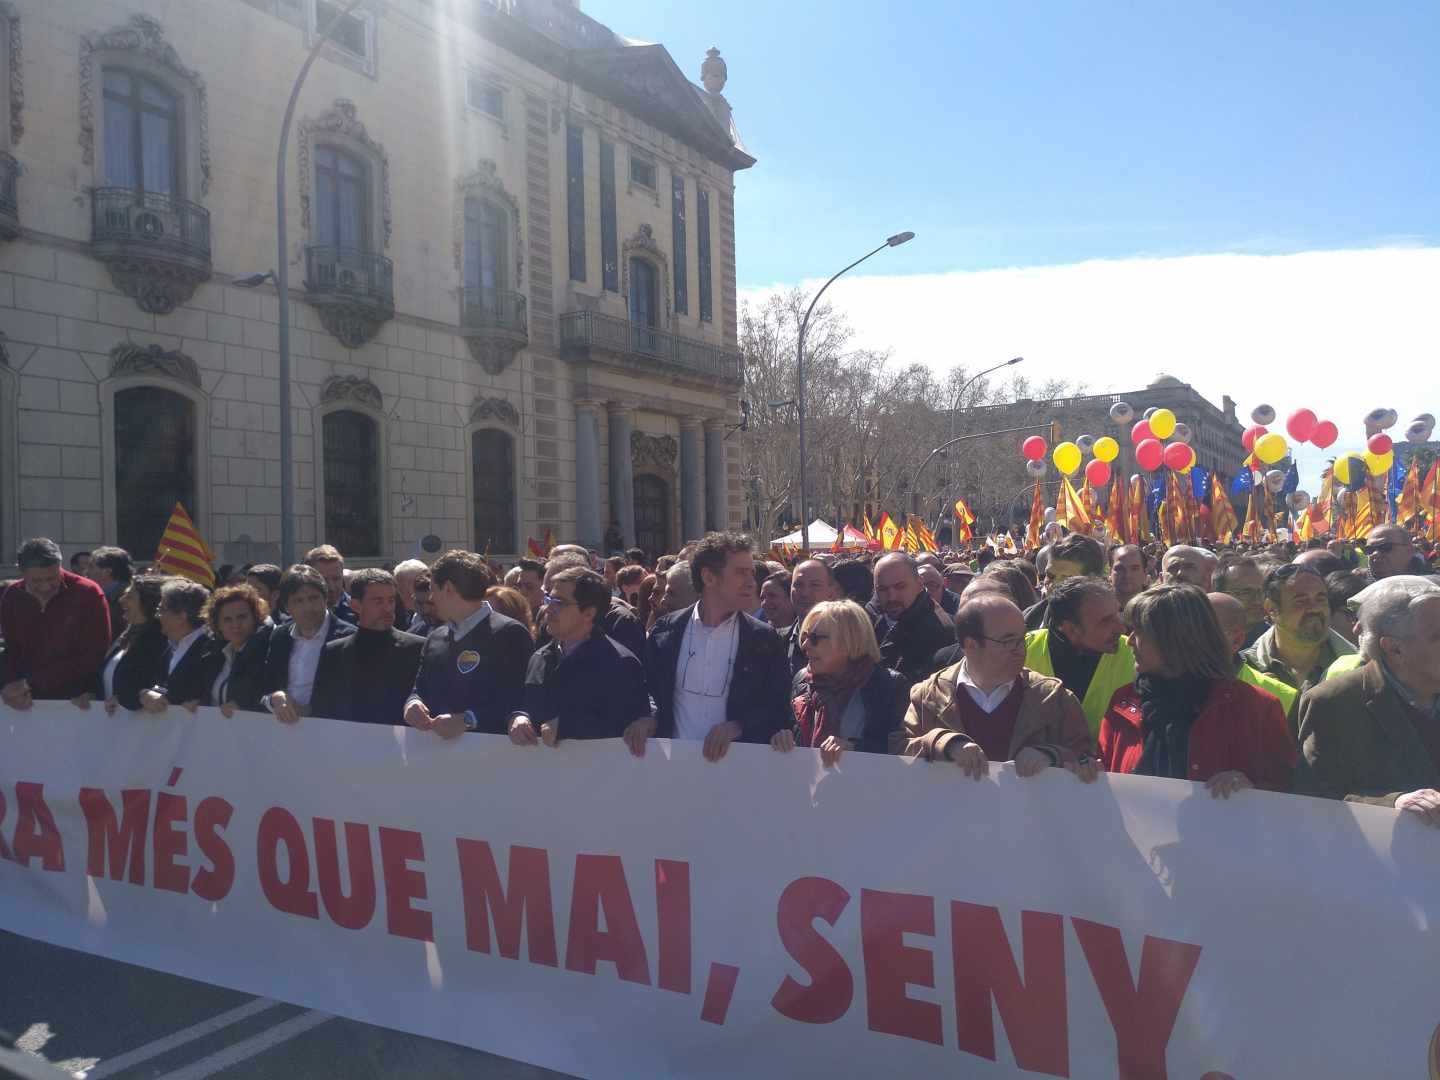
[393, 558, 427, 579]
[1164, 544, 1217, 568]
[16, 537, 62, 569]
[160, 577, 210, 628]
[1356, 577, 1440, 663]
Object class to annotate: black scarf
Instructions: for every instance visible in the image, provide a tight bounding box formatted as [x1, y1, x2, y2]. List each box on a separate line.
[1049, 628, 1102, 703]
[1133, 672, 1214, 780]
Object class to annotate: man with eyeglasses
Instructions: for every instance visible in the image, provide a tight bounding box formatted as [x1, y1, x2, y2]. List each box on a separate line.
[1214, 557, 1268, 647]
[1241, 564, 1355, 698]
[635, 531, 790, 762]
[895, 594, 1097, 782]
[1364, 525, 1423, 581]
[1023, 576, 1134, 741]
[509, 567, 648, 747]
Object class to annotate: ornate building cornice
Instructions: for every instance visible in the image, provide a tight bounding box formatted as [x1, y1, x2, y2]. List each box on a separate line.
[108, 342, 200, 388]
[472, 395, 519, 427]
[298, 99, 392, 248]
[320, 374, 383, 410]
[80, 15, 211, 195]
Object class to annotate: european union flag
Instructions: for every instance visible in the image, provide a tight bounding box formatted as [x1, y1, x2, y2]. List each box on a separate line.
[1148, 474, 1166, 513]
[1282, 464, 1299, 496]
[1191, 465, 1210, 501]
[1231, 470, 1253, 496]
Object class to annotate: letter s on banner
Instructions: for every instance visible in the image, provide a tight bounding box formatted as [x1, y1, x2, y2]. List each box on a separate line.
[771, 876, 853, 1024]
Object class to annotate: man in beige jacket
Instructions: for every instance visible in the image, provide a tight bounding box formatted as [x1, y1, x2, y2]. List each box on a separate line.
[893, 594, 1099, 782]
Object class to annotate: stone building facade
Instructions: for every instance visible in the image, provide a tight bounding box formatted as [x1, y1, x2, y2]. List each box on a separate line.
[0, 0, 751, 566]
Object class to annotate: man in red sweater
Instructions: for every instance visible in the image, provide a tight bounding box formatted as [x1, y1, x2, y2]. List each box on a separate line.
[1, 537, 111, 708]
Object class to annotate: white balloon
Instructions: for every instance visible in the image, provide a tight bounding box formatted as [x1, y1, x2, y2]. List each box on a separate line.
[1172, 422, 1192, 444]
[1364, 407, 1393, 430]
[1143, 407, 1158, 420]
[1076, 435, 1095, 454]
[1110, 402, 1134, 424]
[1043, 507, 1056, 523]
[1286, 491, 1311, 511]
[1251, 404, 1276, 426]
[1406, 421, 1432, 444]
[1265, 469, 1286, 493]
[1026, 458, 1047, 477]
[1129, 474, 1143, 487]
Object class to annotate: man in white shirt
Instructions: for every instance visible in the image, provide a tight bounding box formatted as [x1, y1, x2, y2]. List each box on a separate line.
[637, 531, 791, 761]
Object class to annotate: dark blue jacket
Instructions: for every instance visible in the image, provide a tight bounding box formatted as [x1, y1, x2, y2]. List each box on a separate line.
[229, 616, 355, 710]
[410, 610, 533, 733]
[523, 627, 648, 741]
[644, 604, 791, 743]
[92, 623, 168, 711]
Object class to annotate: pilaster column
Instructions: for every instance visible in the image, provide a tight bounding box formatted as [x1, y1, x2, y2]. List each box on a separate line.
[608, 401, 637, 549]
[704, 418, 727, 532]
[573, 400, 603, 549]
[680, 416, 705, 544]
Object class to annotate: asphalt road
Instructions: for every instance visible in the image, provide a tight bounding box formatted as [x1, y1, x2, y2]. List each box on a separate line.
[0, 931, 572, 1079]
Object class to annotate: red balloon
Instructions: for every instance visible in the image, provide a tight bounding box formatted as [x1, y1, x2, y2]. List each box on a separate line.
[1022, 435, 1047, 461]
[1136, 438, 1164, 471]
[1242, 425, 1267, 452]
[1085, 459, 1112, 488]
[1368, 433, 1393, 456]
[1311, 420, 1338, 449]
[1286, 408, 1317, 443]
[1130, 420, 1154, 445]
[1163, 441, 1192, 471]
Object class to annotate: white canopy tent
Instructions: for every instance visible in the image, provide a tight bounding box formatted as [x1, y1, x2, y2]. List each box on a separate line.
[769, 519, 868, 549]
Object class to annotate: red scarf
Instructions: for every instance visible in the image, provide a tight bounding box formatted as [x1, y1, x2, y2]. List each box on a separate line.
[794, 657, 877, 747]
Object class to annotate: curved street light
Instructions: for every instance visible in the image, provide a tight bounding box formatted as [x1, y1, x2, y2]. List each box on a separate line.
[796, 231, 915, 551]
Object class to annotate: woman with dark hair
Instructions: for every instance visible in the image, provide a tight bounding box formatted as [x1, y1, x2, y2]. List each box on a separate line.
[204, 583, 270, 711]
[74, 574, 169, 713]
[1098, 583, 1295, 794]
[486, 585, 536, 640]
[983, 560, 1040, 611]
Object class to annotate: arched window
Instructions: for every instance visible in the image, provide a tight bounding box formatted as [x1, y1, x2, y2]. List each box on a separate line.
[634, 474, 670, 561]
[115, 385, 196, 557]
[322, 409, 380, 555]
[102, 69, 179, 194]
[472, 429, 516, 552]
[463, 196, 509, 313]
[314, 144, 369, 251]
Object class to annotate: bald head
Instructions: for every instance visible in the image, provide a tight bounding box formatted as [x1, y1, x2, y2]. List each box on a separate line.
[1207, 591, 1247, 654]
[1365, 525, 1418, 580]
[1162, 545, 1217, 590]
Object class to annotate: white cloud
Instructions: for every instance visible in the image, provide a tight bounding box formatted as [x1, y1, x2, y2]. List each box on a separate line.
[741, 247, 1440, 492]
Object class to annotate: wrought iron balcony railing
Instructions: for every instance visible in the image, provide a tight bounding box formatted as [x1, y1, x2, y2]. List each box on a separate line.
[91, 187, 211, 264]
[559, 309, 742, 385]
[304, 245, 395, 310]
[461, 287, 527, 336]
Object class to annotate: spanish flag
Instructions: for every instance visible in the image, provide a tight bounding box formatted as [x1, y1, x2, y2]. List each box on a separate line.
[155, 502, 215, 587]
[1025, 483, 1045, 549]
[953, 498, 975, 544]
[878, 512, 902, 551]
[1056, 477, 1092, 534]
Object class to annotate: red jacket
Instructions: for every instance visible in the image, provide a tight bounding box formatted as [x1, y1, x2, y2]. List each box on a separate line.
[1098, 678, 1296, 792]
[0, 570, 111, 699]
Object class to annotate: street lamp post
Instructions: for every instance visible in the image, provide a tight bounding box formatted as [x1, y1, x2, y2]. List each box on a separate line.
[937, 356, 1023, 533]
[236, 0, 363, 568]
[797, 231, 914, 551]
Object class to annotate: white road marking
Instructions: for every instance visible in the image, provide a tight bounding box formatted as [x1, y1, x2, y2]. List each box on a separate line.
[150, 1010, 333, 1079]
[82, 998, 280, 1078]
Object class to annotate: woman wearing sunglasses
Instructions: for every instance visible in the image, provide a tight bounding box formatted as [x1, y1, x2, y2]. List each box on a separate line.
[770, 599, 908, 768]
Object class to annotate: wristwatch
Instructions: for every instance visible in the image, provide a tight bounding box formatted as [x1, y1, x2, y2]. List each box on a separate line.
[462, 710, 479, 732]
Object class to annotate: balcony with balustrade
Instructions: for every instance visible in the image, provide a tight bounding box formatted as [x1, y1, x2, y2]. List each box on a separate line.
[91, 187, 212, 314]
[559, 310, 742, 388]
[459, 286, 528, 375]
[304, 245, 395, 349]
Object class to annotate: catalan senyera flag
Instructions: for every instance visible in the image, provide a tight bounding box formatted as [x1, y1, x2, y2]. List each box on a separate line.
[914, 516, 939, 553]
[155, 502, 215, 587]
[1026, 483, 1045, 549]
[1128, 475, 1151, 543]
[1104, 474, 1127, 543]
[527, 537, 546, 557]
[1080, 483, 1102, 530]
[1421, 461, 1440, 542]
[1396, 456, 1422, 529]
[1242, 484, 1262, 543]
[1211, 473, 1239, 544]
[953, 498, 975, 544]
[862, 513, 877, 542]
[1056, 477, 1093, 534]
[877, 512, 902, 551]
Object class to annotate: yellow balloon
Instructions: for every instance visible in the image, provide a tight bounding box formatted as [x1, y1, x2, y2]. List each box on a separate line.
[1052, 441, 1082, 476]
[1149, 408, 1176, 439]
[1255, 432, 1288, 464]
[1364, 450, 1394, 476]
[1093, 436, 1119, 463]
[1334, 454, 1356, 486]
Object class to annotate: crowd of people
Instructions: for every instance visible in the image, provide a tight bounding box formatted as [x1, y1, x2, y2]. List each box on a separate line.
[3, 524, 1439, 824]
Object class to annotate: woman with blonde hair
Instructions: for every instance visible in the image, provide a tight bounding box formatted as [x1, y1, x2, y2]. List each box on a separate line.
[771, 599, 908, 767]
[485, 585, 536, 639]
[1098, 583, 1294, 794]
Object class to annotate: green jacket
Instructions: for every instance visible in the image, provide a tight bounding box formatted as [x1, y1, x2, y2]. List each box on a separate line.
[1024, 629, 1136, 740]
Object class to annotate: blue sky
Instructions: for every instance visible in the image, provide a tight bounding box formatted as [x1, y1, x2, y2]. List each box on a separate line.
[588, 0, 1439, 285]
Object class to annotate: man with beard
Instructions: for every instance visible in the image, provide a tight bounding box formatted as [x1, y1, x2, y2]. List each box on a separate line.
[871, 553, 951, 685]
[1242, 564, 1355, 697]
[1109, 544, 1148, 611]
[1208, 591, 1298, 728]
[1023, 576, 1134, 741]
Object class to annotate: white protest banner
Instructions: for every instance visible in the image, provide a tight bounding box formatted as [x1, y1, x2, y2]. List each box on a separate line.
[3, 704, 1439, 1079]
